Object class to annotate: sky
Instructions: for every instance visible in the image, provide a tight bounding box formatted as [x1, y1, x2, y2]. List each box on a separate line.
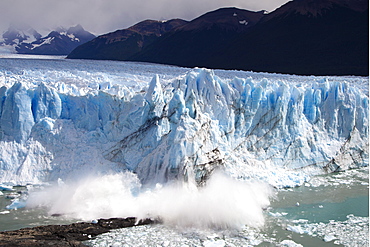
[1, 0, 290, 35]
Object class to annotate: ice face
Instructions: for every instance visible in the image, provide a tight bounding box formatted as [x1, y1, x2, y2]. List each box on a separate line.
[0, 58, 368, 187]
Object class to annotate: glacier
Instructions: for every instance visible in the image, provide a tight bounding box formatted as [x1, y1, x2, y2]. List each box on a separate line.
[0, 57, 368, 188]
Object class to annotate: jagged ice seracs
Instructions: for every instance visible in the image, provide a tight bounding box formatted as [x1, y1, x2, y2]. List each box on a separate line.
[0, 59, 368, 189]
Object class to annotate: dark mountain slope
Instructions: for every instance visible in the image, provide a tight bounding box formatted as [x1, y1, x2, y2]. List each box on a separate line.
[67, 0, 368, 76]
[264, 0, 368, 18]
[175, 7, 265, 32]
[129, 8, 266, 67]
[131, 0, 368, 75]
[67, 19, 188, 60]
[212, 1, 369, 75]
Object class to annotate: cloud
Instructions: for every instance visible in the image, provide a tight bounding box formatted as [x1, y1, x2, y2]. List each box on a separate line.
[1, 0, 289, 35]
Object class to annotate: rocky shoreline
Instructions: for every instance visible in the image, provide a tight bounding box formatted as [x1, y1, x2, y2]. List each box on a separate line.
[0, 217, 158, 247]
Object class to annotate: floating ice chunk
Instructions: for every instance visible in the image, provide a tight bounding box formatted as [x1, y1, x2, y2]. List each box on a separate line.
[269, 212, 288, 217]
[323, 234, 337, 242]
[203, 239, 226, 247]
[286, 225, 310, 235]
[279, 240, 303, 247]
[0, 185, 14, 191]
[5, 193, 19, 199]
[291, 219, 309, 224]
[5, 198, 27, 210]
[289, 215, 369, 246]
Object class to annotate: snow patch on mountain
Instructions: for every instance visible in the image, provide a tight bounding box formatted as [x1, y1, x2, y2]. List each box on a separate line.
[0, 24, 95, 55]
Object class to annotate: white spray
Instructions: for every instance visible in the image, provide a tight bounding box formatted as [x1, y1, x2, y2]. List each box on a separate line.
[26, 171, 273, 229]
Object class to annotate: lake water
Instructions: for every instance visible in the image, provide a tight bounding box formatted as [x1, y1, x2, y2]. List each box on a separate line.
[83, 167, 368, 247]
[0, 167, 368, 247]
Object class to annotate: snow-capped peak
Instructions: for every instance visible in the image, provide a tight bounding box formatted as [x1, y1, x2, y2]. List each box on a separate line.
[0, 24, 95, 55]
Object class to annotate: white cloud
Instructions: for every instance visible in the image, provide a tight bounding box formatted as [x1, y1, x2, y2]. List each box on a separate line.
[0, 0, 289, 35]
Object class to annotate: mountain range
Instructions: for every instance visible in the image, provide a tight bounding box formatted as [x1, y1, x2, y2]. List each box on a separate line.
[0, 24, 95, 55]
[66, 19, 188, 60]
[68, 0, 369, 76]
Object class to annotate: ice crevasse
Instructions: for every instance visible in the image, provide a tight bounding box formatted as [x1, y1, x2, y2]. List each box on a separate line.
[0, 68, 368, 188]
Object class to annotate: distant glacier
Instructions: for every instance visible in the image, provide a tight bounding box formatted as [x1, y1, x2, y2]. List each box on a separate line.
[0, 57, 368, 188]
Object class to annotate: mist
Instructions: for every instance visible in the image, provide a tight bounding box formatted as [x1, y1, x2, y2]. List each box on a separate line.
[1, 0, 289, 35]
[26, 171, 273, 229]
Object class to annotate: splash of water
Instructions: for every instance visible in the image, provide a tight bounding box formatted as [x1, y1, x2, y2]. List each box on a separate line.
[26, 171, 273, 229]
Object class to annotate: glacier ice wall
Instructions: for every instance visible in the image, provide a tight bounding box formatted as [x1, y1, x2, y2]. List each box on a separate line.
[0, 65, 368, 187]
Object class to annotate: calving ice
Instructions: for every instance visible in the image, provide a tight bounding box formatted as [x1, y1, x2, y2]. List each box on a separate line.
[0, 58, 368, 188]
